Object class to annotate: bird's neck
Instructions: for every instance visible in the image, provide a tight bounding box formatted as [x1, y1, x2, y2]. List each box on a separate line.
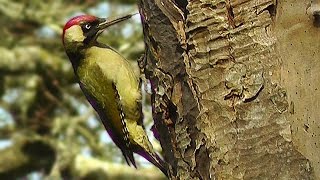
[66, 41, 111, 71]
[66, 51, 83, 71]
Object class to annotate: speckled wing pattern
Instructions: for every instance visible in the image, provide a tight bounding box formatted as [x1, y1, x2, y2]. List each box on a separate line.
[76, 46, 142, 167]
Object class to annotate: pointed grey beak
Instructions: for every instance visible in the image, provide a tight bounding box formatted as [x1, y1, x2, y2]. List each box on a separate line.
[97, 13, 138, 30]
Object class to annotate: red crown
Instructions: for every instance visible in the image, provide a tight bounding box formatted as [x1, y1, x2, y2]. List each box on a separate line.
[62, 15, 97, 43]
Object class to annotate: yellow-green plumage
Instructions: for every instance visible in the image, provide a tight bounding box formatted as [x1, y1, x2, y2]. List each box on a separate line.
[63, 15, 167, 176]
[78, 47, 141, 136]
[77, 46, 155, 159]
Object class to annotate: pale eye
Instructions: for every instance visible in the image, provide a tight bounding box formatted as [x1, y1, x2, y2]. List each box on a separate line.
[85, 24, 91, 30]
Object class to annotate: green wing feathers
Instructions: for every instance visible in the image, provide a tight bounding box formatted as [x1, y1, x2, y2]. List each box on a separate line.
[79, 46, 142, 125]
[77, 46, 143, 165]
[76, 46, 167, 175]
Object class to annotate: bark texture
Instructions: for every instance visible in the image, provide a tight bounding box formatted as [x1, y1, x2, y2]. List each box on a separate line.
[139, 0, 318, 179]
[276, 0, 320, 178]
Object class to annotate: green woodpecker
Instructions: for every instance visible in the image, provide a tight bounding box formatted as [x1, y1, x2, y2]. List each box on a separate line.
[62, 14, 167, 175]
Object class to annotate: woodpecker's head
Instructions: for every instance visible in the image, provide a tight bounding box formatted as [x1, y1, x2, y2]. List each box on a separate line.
[62, 14, 135, 52]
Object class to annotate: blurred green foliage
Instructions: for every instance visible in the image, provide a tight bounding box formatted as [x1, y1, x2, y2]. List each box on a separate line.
[0, 1, 163, 179]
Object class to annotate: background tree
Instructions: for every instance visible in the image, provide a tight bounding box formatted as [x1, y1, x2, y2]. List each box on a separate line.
[0, 1, 165, 179]
[138, 0, 319, 179]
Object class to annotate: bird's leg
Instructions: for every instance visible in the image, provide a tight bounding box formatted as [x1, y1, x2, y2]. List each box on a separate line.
[138, 50, 152, 94]
[137, 50, 147, 79]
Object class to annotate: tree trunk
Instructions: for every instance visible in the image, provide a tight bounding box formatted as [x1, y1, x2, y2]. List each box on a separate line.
[139, 0, 319, 179]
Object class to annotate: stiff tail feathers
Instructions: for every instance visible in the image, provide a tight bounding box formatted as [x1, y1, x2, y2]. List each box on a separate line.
[137, 151, 168, 177]
[121, 148, 137, 168]
[121, 148, 168, 177]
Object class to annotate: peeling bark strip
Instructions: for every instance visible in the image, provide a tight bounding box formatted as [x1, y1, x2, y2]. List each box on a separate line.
[139, 0, 314, 179]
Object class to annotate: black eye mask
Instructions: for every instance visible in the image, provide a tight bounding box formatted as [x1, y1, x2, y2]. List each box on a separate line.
[81, 21, 99, 44]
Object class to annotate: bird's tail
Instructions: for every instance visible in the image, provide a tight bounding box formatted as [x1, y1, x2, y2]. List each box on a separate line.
[137, 151, 168, 177]
[121, 148, 137, 168]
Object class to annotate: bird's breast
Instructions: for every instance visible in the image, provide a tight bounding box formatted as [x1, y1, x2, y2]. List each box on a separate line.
[76, 46, 141, 122]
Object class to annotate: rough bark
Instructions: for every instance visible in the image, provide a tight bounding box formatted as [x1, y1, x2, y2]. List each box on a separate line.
[139, 0, 318, 179]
